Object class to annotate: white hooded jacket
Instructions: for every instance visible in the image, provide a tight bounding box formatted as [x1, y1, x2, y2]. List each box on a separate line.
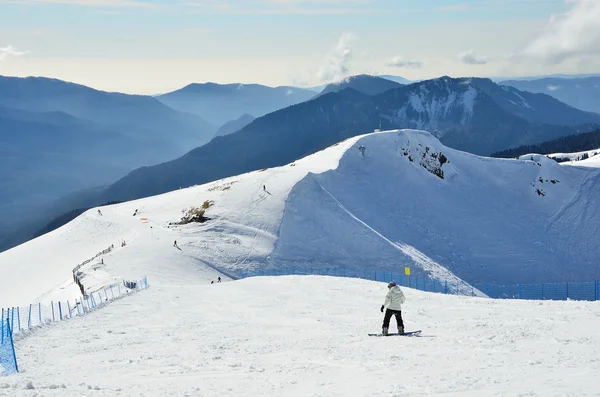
[383, 285, 405, 311]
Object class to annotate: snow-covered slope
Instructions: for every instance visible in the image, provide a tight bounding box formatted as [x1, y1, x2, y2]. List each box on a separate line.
[2, 129, 600, 308]
[520, 148, 600, 168]
[546, 148, 600, 168]
[566, 155, 600, 168]
[4, 276, 600, 396]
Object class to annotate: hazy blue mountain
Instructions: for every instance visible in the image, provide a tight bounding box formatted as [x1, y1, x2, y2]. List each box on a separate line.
[500, 77, 600, 114]
[0, 75, 218, 254]
[156, 83, 315, 126]
[0, 105, 170, 219]
[464, 77, 600, 126]
[0, 75, 216, 151]
[214, 114, 255, 138]
[317, 75, 404, 97]
[492, 73, 600, 82]
[377, 75, 414, 85]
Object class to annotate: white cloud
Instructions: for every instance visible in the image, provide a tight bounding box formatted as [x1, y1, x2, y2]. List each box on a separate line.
[458, 50, 488, 65]
[522, 0, 600, 63]
[316, 32, 355, 83]
[385, 56, 423, 69]
[0, 45, 28, 61]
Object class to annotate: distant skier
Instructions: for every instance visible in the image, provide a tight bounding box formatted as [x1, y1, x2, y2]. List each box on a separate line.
[173, 240, 177, 247]
[380, 281, 405, 336]
[217, 277, 221, 283]
[263, 185, 266, 192]
[97, 209, 102, 216]
[211, 281, 214, 284]
[358, 145, 366, 157]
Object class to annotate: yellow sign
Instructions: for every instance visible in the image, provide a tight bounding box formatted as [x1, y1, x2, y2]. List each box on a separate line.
[405, 267, 411, 276]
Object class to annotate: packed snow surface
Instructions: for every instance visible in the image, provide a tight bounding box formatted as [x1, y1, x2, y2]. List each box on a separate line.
[3, 129, 600, 308]
[2, 276, 599, 396]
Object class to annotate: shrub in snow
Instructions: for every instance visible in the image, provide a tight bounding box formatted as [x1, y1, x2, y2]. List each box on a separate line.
[177, 202, 214, 224]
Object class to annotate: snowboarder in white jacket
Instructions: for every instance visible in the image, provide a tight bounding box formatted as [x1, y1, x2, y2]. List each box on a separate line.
[380, 281, 405, 335]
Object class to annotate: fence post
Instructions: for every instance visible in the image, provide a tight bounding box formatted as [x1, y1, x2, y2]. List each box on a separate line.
[39, 303, 42, 325]
[51, 301, 55, 322]
[11, 307, 14, 331]
[17, 307, 20, 331]
[28, 304, 32, 329]
[456, 280, 459, 295]
[104, 289, 109, 302]
[58, 302, 63, 321]
[67, 301, 72, 318]
[6, 317, 19, 373]
[471, 286, 474, 297]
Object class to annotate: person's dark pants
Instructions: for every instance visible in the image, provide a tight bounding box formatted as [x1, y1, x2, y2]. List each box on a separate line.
[382, 309, 404, 330]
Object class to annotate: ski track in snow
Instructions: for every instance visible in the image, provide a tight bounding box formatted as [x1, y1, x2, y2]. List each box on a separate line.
[315, 181, 473, 293]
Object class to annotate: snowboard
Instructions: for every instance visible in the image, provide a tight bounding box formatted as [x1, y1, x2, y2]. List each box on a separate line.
[368, 330, 422, 337]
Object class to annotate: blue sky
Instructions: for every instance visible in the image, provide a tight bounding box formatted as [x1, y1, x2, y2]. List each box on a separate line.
[0, 0, 598, 93]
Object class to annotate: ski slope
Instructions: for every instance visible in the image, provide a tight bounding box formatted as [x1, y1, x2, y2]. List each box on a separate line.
[1, 129, 600, 395]
[2, 129, 600, 308]
[2, 276, 599, 396]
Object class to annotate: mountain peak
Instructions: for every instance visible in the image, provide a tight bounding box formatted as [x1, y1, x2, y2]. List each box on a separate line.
[317, 74, 403, 98]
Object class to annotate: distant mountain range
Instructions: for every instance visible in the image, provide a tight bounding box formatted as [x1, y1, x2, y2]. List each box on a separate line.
[0, 75, 217, 254]
[500, 77, 600, 114]
[156, 83, 315, 126]
[0, 76, 215, 150]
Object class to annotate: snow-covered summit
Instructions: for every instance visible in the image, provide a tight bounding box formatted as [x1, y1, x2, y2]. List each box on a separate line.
[2, 129, 600, 307]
